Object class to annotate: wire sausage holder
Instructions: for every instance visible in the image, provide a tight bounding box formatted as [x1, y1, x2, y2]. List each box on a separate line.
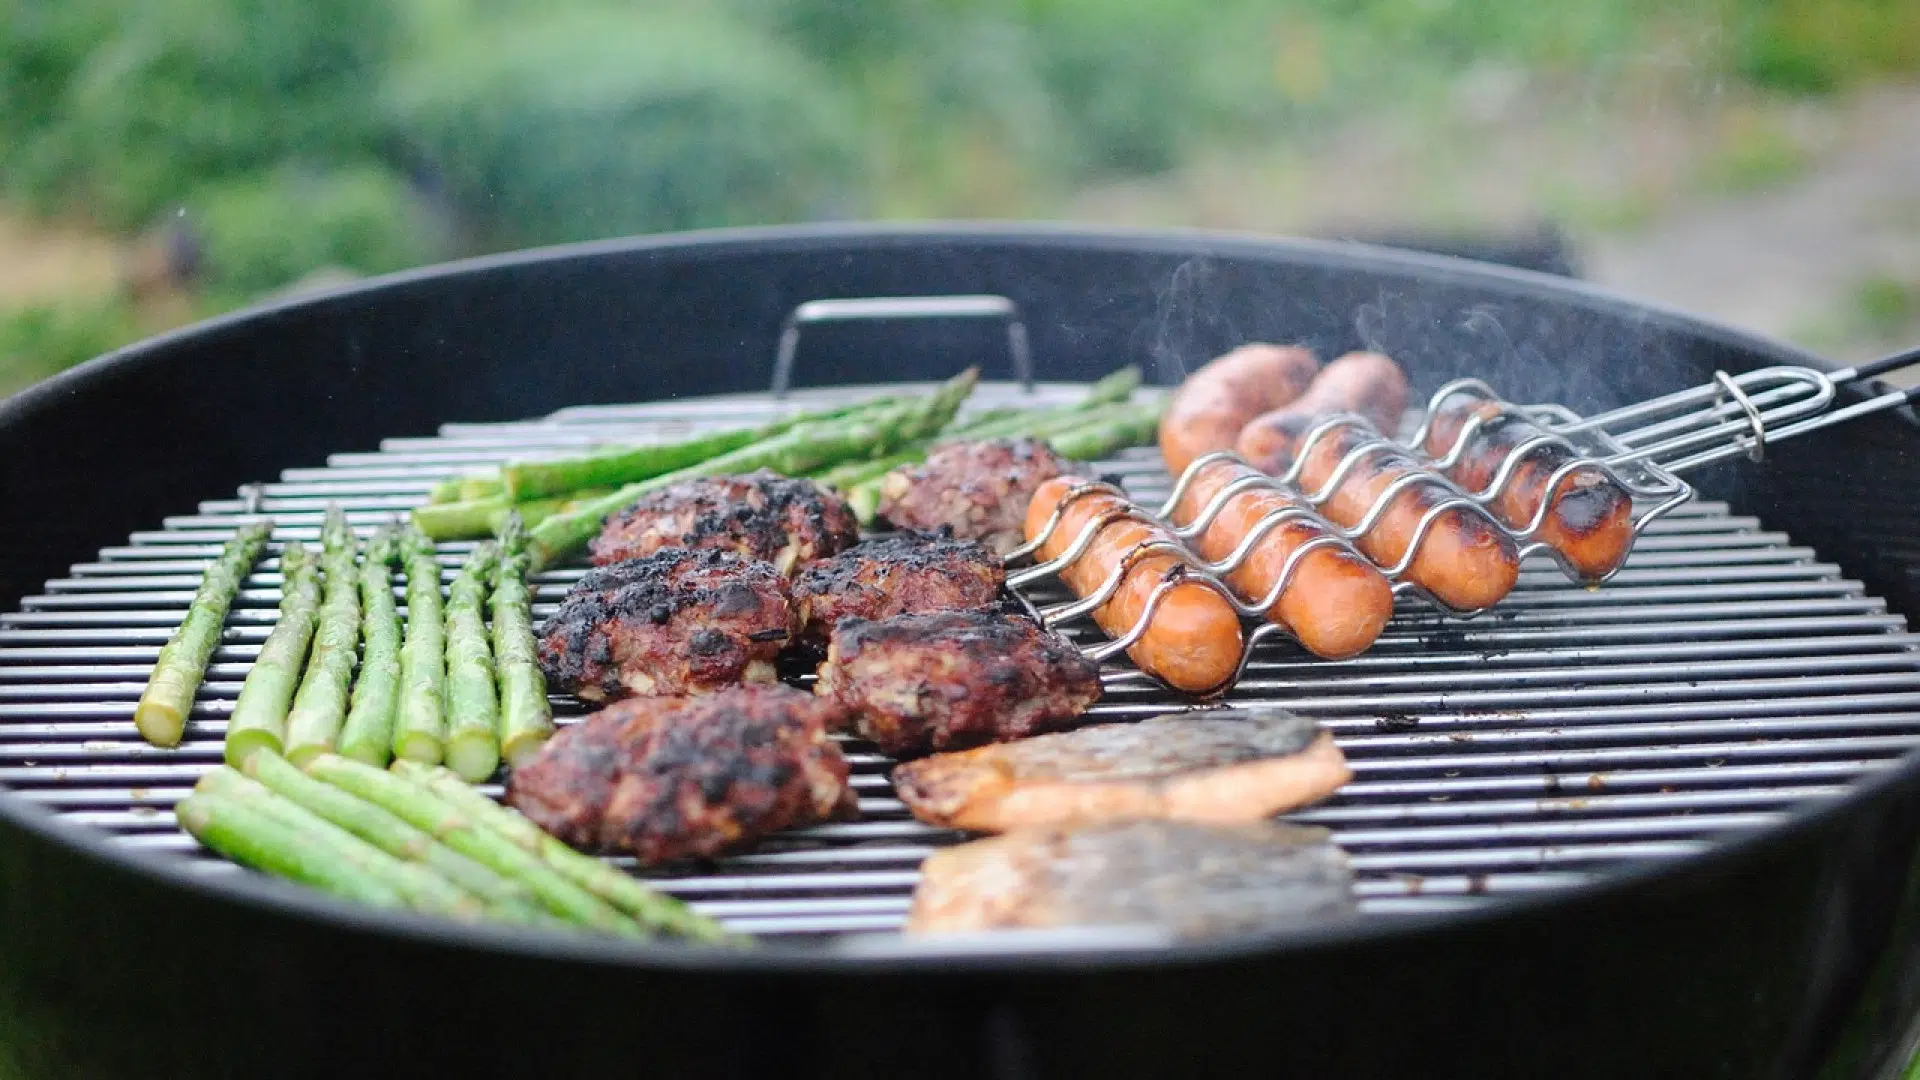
[1007, 347, 1920, 695]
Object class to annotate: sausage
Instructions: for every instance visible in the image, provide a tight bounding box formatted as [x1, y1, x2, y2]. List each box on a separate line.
[1422, 399, 1635, 582]
[1260, 422, 1521, 611]
[1169, 458, 1395, 659]
[1025, 476, 1244, 694]
[1236, 351, 1410, 474]
[1159, 344, 1320, 477]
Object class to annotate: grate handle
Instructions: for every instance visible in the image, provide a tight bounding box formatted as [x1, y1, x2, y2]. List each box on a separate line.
[770, 294, 1036, 398]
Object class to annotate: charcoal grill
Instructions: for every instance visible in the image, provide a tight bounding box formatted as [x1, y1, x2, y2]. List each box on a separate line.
[2, 224, 1919, 1080]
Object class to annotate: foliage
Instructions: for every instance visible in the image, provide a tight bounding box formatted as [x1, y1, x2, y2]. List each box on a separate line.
[1731, 0, 1920, 93]
[1, 0, 399, 228]
[189, 165, 436, 301]
[0, 293, 142, 399]
[386, 8, 863, 245]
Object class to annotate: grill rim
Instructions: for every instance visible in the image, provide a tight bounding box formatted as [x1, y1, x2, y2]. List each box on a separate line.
[3, 220, 1917, 976]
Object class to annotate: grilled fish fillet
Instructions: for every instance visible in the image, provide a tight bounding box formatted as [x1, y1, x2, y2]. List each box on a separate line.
[907, 819, 1356, 938]
[890, 708, 1350, 831]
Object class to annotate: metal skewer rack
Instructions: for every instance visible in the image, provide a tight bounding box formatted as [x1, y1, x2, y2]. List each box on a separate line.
[1007, 347, 1920, 696]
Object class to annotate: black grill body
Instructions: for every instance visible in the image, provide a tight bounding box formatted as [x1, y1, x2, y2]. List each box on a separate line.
[1, 224, 1918, 1080]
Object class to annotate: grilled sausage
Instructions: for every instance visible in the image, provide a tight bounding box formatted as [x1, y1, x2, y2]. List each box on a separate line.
[1025, 476, 1244, 694]
[1422, 398, 1635, 581]
[1169, 457, 1394, 659]
[1236, 351, 1410, 475]
[1260, 422, 1521, 611]
[1160, 344, 1320, 477]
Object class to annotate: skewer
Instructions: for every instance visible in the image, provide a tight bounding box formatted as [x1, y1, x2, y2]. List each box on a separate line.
[1007, 344, 1920, 695]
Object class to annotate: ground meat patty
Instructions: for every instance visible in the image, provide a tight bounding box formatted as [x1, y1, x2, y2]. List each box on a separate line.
[537, 548, 795, 701]
[505, 686, 857, 865]
[591, 469, 859, 575]
[814, 609, 1102, 758]
[876, 438, 1070, 555]
[791, 530, 1005, 646]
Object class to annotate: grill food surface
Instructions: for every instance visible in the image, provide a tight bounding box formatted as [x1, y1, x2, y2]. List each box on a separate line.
[3, 379, 1920, 942]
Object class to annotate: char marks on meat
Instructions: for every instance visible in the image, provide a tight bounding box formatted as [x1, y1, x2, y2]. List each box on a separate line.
[505, 685, 856, 865]
[877, 438, 1070, 555]
[815, 609, 1102, 758]
[791, 529, 1005, 646]
[892, 709, 1352, 832]
[906, 820, 1357, 938]
[591, 469, 858, 574]
[537, 548, 794, 701]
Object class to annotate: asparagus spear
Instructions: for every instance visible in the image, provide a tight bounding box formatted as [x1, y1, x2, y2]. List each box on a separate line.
[1045, 399, 1165, 461]
[195, 766, 484, 918]
[393, 526, 448, 764]
[412, 487, 617, 543]
[444, 542, 502, 782]
[224, 540, 322, 766]
[845, 397, 1164, 524]
[177, 791, 406, 909]
[421, 396, 904, 515]
[821, 366, 1144, 496]
[239, 749, 548, 924]
[134, 522, 271, 747]
[392, 761, 735, 943]
[491, 515, 553, 767]
[526, 368, 979, 570]
[488, 488, 612, 533]
[426, 473, 507, 505]
[302, 753, 641, 935]
[337, 527, 403, 766]
[501, 427, 762, 503]
[410, 498, 504, 543]
[810, 406, 1027, 490]
[284, 508, 362, 765]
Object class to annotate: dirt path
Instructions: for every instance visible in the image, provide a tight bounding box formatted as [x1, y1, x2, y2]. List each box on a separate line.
[1586, 84, 1920, 368]
[0, 213, 122, 306]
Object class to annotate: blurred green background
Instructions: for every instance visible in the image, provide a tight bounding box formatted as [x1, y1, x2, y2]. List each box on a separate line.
[3, 0, 1919, 397]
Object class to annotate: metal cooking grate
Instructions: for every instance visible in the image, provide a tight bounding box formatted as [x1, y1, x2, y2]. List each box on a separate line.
[4, 379, 1920, 942]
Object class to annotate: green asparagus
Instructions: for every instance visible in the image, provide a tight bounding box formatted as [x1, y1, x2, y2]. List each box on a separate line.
[845, 396, 1163, 524]
[196, 766, 484, 918]
[176, 790, 406, 909]
[825, 366, 1144, 505]
[284, 508, 362, 765]
[410, 498, 505, 542]
[302, 753, 641, 935]
[491, 515, 553, 767]
[444, 542, 502, 782]
[240, 749, 547, 923]
[393, 526, 448, 764]
[393, 761, 735, 942]
[1044, 399, 1165, 461]
[488, 488, 612, 533]
[421, 395, 903, 516]
[527, 367, 979, 569]
[337, 527, 403, 766]
[224, 540, 321, 766]
[134, 522, 271, 747]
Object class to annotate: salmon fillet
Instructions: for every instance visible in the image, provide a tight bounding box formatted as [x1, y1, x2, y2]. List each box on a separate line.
[906, 819, 1356, 938]
[890, 708, 1350, 832]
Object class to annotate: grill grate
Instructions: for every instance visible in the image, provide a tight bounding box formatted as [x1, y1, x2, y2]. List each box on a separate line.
[3, 380, 1920, 941]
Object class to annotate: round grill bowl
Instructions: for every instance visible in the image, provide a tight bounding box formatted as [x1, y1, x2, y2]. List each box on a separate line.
[2, 224, 1918, 1080]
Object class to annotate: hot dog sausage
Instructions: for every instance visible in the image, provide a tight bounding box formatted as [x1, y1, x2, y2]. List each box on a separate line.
[1169, 458, 1395, 659]
[1026, 476, 1244, 694]
[1261, 423, 1521, 611]
[1236, 351, 1410, 474]
[1422, 399, 1635, 582]
[1160, 344, 1320, 477]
